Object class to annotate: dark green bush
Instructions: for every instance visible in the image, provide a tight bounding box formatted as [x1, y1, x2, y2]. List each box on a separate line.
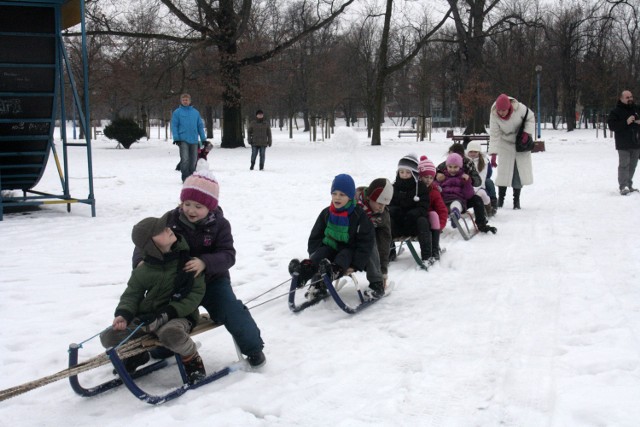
[103, 117, 146, 149]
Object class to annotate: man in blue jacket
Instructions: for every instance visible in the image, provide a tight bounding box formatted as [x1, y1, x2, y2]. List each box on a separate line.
[172, 93, 207, 182]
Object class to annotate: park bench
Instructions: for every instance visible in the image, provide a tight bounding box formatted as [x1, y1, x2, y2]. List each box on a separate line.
[445, 130, 490, 151]
[398, 129, 417, 138]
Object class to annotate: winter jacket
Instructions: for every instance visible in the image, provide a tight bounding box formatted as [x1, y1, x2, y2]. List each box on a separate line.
[390, 175, 430, 212]
[426, 183, 448, 230]
[470, 154, 489, 190]
[607, 100, 640, 150]
[171, 105, 206, 145]
[440, 170, 475, 210]
[247, 119, 272, 147]
[488, 97, 535, 187]
[355, 186, 392, 274]
[133, 207, 236, 284]
[116, 237, 205, 326]
[437, 157, 482, 187]
[307, 204, 375, 272]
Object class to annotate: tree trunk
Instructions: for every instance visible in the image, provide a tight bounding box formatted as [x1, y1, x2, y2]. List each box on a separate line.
[205, 105, 214, 139]
[219, 49, 245, 148]
[370, 0, 393, 146]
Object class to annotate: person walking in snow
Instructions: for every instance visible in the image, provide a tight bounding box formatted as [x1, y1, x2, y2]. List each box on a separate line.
[133, 163, 266, 369]
[607, 90, 640, 195]
[171, 93, 207, 182]
[247, 109, 272, 170]
[102, 214, 207, 384]
[488, 93, 535, 209]
[289, 174, 380, 298]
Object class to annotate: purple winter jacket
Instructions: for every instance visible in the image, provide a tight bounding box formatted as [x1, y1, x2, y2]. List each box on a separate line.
[440, 170, 475, 209]
[132, 206, 235, 283]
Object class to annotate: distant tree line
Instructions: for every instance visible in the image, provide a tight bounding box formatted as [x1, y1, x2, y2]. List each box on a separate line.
[64, 0, 640, 146]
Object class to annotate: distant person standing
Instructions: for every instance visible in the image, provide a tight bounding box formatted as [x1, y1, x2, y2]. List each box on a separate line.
[247, 109, 272, 171]
[607, 90, 640, 195]
[172, 93, 207, 182]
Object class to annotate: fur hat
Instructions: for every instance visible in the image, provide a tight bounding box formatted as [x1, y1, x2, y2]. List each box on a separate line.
[131, 212, 171, 260]
[495, 94, 511, 111]
[418, 155, 436, 178]
[446, 153, 463, 168]
[331, 174, 356, 199]
[398, 153, 420, 181]
[466, 141, 482, 153]
[181, 162, 219, 211]
[366, 178, 393, 205]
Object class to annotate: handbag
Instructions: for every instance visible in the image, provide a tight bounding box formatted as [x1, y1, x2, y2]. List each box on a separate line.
[515, 108, 534, 152]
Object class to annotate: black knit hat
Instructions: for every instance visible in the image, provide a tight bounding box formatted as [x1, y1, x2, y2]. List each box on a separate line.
[256, 109, 264, 116]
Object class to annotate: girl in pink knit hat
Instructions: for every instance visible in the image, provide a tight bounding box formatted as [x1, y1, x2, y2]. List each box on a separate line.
[417, 156, 448, 260]
[132, 163, 266, 369]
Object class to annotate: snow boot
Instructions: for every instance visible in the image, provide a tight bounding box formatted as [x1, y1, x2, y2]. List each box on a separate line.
[477, 222, 497, 234]
[498, 186, 506, 208]
[389, 242, 397, 261]
[490, 198, 498, 215]
[247, 351, 267, 368]
[431, 230, 441, 260]
[418, 232, 432, 261]
[288, 258, 316, 286]
[485, 203, 494, 217]
[513, 188, 521, 209]
[121, 351, 150, 374]
[367, 281, 385, 299]
[182, 352, 206, 384]
[250, 162, 255, 170]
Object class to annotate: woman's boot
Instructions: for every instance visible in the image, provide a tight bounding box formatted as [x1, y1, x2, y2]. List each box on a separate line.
[513, 188, 521, 209]
[498, 186, 507, 208]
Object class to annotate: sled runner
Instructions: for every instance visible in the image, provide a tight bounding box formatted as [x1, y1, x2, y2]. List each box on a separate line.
[68, 315, 247, 405]
[288, 259, 390, 314]
[391, 237, 445, 271]
[449, 210, 478, 241]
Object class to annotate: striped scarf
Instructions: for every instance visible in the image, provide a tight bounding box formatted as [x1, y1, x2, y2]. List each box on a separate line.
[356, 189, 375, 221]
[322, 199, 356, 250]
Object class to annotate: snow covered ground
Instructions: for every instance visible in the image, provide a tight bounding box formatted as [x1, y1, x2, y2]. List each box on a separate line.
[2, 125, 640, 426]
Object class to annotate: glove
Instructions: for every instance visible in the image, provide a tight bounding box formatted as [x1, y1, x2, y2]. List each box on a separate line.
[173, 140, 182, 146]
[521, 132, 529, 143]
[144, 312, 169, 333]
[490, 153, 497, 168]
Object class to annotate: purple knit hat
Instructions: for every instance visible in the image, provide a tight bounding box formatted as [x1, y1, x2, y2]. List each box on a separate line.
[446, 153, 463, 168]
[181, 170, 219, 211]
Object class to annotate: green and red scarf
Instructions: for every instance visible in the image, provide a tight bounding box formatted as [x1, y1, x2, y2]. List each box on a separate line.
[322, 199, 356, 250]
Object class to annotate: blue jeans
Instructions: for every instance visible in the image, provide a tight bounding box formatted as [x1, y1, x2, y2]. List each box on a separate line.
[179, 142, 198, 182]
[200, 277, 264, 356]
[250, 146, 266, 169]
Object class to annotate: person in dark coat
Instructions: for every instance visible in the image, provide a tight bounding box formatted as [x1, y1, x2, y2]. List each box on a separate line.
[289, 174, 378, 298]
[133, 164, 266, 368]
[607, 90, 640, 195]
[388, 153, 432, 260]
[247, 109, 272, 170]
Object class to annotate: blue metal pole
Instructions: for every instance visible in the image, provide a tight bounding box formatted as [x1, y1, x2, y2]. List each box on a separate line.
[536, 72, 541, 139]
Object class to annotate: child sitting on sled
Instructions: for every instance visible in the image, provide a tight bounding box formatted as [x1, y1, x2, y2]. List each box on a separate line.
[134, 161, 266, 368]
[100, 214, 207, 384]
[417, 156, 448, 259]
[388, 153, 433, 261]
[439, 153, 497, 234]
[465, 141, 498, 216]
[355, 177, 394, 287]
[289, 174, 381, 298]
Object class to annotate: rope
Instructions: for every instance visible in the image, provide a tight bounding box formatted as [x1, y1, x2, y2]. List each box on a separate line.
[243, 277, 292, 305]
[0, 333, 160, 403]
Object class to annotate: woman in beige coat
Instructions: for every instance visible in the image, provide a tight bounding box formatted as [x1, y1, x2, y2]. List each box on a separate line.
[488, 94, 535, 209]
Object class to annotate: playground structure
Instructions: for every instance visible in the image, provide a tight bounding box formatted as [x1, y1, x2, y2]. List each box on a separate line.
[0, 0, 94, 220]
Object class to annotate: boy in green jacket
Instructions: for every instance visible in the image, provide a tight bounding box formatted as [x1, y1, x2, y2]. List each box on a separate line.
[100, 213, 207, 384]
